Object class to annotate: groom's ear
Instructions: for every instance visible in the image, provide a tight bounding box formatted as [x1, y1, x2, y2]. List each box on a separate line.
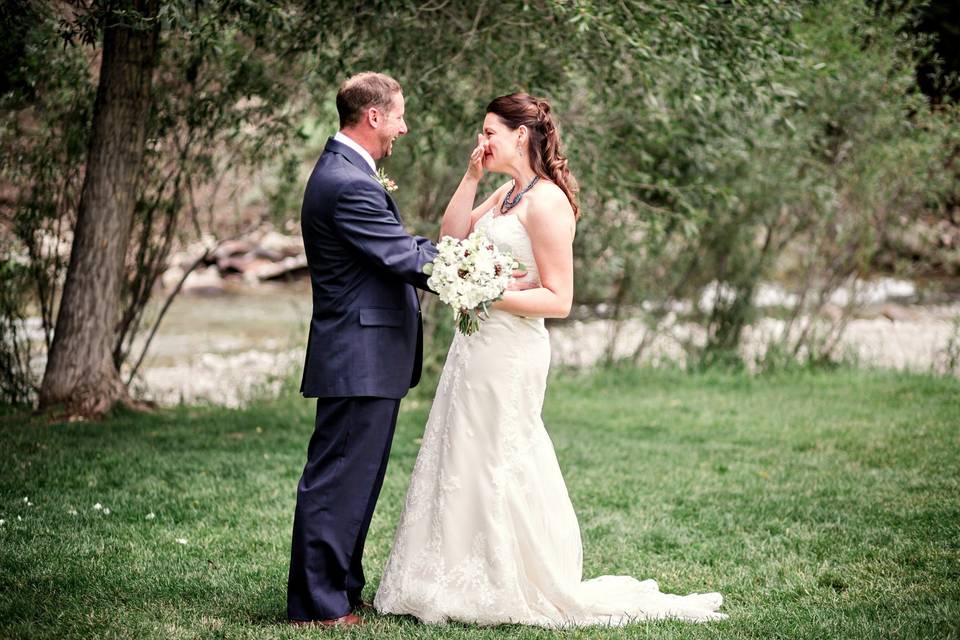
[365, 106, 381, 129]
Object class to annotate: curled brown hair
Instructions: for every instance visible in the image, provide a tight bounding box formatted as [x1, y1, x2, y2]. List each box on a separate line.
[486, 93, 580, 218]
[336, 72, 402, 128]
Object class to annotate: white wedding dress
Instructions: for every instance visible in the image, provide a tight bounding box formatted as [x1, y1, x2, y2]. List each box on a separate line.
[374, 210, 727, 626]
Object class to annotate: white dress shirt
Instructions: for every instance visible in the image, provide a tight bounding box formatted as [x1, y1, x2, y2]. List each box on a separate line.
[333, 131, 376, 173]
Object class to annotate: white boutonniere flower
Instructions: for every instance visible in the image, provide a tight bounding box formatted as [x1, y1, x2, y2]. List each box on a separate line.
[375, 167, 398, 192]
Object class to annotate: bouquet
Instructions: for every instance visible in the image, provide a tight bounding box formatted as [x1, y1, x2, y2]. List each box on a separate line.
[423, 229, 520, 335]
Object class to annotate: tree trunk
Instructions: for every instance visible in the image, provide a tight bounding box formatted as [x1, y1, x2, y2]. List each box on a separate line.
[39, 1, 160, 418]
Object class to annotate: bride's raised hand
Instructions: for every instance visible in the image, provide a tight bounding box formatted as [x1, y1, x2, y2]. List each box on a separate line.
[466, 133, 486, 182]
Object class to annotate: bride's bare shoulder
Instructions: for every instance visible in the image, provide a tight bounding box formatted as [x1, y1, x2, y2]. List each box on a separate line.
[525, 181, 575, 228]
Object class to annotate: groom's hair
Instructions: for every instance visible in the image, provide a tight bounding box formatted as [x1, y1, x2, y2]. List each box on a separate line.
[336, 72, 402, 128]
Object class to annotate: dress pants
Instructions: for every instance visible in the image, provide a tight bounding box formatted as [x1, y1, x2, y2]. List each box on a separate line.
[287, 396, 401, 621]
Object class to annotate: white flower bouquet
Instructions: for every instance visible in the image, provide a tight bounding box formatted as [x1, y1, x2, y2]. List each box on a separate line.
[423, 229, 520, 335]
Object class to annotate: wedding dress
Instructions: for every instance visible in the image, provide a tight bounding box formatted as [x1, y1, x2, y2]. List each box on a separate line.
[374, 210, 727, 626]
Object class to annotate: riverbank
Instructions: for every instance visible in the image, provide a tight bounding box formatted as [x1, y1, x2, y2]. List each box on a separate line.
[131, 280, 958, 407]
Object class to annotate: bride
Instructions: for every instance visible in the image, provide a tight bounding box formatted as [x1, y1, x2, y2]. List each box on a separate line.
[374, 93, 727, 626]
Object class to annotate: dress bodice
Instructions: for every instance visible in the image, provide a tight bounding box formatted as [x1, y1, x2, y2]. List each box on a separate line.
[475, 209, 540, 286]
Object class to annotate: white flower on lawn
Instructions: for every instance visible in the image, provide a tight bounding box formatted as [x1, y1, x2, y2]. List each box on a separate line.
[176, 538, 188, 545]
[68, 508, 78, 516]
[93, 503, 103, 510]
[0, 519, 5, 526]
[102, 508, 111, 515]
[146, 512, 156, 520]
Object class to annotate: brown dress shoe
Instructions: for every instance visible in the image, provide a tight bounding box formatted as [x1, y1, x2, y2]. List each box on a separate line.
[289, 613, 364, 627]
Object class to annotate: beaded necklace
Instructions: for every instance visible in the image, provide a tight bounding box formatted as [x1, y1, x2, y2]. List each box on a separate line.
[499, 176, 539, 215]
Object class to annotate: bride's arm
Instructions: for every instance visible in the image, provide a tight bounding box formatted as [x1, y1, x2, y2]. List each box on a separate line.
[439, 178, 508, 240]
[440, 136, 508, 239]
[491, 187, 576, 319]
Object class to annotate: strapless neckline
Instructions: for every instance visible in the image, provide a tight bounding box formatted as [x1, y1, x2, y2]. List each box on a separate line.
[487, 207, 521, 221]
[477, 207, 539, 286]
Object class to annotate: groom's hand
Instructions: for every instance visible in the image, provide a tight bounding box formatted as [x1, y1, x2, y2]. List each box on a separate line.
[506, 269, 537, 291]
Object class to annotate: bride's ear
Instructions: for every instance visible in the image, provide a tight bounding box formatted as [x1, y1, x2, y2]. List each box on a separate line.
[516, 124, 527, 145]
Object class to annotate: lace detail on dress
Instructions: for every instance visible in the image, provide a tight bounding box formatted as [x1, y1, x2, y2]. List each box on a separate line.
[374, 209, 727, 627]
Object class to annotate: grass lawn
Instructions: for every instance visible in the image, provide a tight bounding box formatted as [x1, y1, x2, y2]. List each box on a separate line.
[1, 367, 958, 639]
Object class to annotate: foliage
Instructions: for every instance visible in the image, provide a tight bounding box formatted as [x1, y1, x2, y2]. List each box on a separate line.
[567, 0, 959, 371]
[0, 259, 35, 405]
[0, 2, 92, 399]
[695, 0, 956, 369]
[1, 0, 958, 402]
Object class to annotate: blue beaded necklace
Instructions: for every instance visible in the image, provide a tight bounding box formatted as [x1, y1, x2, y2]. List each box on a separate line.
[499, 176, 539, 215]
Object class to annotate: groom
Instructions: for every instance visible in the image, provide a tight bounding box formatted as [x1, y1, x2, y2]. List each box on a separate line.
[287, 72, 437, 627]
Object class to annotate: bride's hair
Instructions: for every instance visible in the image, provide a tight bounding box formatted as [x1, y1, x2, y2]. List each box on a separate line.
[486, 93, 580, 219]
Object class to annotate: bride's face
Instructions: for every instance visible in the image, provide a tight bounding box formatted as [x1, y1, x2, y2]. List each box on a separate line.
[481, 113, 524, 173]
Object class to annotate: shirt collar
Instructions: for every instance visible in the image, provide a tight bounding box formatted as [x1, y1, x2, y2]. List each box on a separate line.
[333, 131, 377, 173]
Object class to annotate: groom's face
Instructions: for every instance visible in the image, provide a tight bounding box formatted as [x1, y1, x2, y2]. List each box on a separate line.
[375, 92, 408, 159]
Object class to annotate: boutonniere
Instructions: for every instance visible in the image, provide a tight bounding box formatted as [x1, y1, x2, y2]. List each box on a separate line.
[375, 167, 398, 192]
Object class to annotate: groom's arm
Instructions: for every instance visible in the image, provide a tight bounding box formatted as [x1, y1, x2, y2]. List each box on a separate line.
[332, 180, 437, 291]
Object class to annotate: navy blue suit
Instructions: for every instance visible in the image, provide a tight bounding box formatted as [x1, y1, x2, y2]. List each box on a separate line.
[287, 137, 437, 621]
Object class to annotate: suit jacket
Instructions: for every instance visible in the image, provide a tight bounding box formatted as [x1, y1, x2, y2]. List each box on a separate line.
[299, 137, 437, 399]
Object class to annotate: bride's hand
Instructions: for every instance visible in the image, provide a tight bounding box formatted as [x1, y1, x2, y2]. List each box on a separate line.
[466, 133, 486, 182]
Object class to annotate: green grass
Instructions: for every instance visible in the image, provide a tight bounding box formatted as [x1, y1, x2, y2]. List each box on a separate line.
[1, 367, 958, 639]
